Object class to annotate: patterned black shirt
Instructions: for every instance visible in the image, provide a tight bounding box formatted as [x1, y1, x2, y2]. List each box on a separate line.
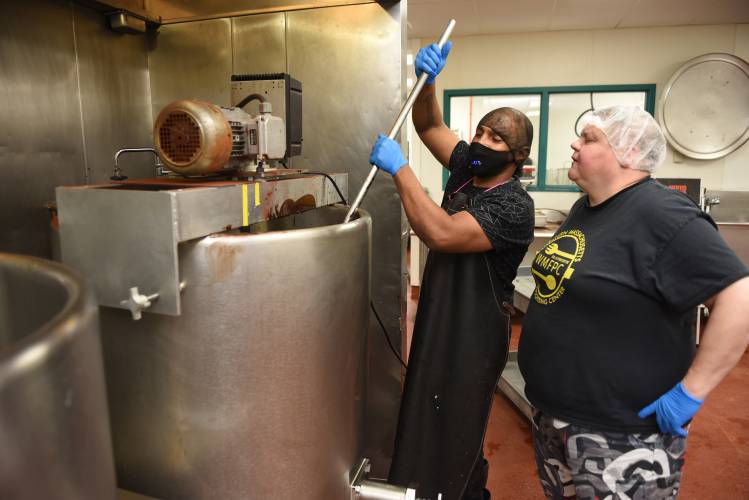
[441, 141, 535, 297]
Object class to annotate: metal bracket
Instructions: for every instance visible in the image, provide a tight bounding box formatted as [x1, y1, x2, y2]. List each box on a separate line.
[56, 173, 347, 317]
[107, 11, 147, 34]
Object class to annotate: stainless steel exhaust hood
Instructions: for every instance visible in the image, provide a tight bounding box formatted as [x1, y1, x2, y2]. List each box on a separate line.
[82, 0, 378, 25]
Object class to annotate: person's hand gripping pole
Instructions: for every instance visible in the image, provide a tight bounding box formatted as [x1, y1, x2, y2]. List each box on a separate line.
[415, 42, 452, 85]
[343, 19, 456, 223]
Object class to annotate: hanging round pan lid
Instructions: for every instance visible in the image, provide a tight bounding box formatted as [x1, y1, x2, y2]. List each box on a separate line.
[657, 53, 749, 160]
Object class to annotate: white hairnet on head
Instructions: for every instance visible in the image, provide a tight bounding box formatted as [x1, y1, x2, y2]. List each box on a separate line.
[580, 105, 667, 172]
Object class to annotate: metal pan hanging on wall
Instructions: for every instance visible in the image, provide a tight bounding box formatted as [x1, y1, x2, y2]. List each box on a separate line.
[657, 53, 749, 160]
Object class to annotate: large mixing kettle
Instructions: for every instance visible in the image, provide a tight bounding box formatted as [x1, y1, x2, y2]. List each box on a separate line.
[0, 253, 116, 500]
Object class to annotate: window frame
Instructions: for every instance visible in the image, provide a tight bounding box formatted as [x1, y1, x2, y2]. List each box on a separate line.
[443, 84, 657, 192]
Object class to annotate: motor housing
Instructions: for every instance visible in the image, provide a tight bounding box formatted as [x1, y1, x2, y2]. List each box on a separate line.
[154, 99, 285, 176]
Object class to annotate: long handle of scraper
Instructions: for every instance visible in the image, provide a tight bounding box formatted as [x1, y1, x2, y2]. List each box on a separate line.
[343, 19, 456, 223]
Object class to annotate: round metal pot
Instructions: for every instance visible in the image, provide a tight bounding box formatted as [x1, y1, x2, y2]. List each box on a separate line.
[0, 253, 116, 500]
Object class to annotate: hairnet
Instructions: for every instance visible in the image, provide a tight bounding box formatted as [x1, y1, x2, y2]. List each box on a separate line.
[580, 105, 667, 172]
[478, 107, 533, 177]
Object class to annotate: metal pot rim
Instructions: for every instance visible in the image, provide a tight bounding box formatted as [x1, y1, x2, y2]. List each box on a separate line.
[213, 205, 372, 241]
[0, 253, 94, 379]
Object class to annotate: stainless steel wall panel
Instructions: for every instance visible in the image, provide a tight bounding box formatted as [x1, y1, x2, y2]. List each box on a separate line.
[73, 4, 154, 183]
[147, 18, 233, 117]
[0, 0, 85, 257]
[0, 0, 155, 257]
[286, 2, 405, 475]
[717, 223, 749, 268]
[232, 13, 287, 75]
[705, 190, 749, 223]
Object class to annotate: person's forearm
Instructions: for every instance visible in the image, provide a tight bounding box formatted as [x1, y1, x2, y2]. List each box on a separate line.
[412, 84, 445, 135]
[393, 165, 452, 247]
[682, 276, 749, 399]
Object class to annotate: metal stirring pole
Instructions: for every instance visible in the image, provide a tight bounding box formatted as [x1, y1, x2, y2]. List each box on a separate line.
[344, 19, 456, 223]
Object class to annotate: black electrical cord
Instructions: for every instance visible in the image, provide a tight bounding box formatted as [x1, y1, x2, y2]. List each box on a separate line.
[236, 93, 266, 109]
[370, 300, 407, 370]
[297, 172, 401, 367]
[300, 171, 348, 205]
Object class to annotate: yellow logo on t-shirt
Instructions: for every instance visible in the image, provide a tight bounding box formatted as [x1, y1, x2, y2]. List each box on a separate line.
[532, 229, 586, 305]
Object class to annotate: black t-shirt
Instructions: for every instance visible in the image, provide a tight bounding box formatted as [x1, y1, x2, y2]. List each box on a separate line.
[443, 141, 535, 297]
[519, 177, 748, 433]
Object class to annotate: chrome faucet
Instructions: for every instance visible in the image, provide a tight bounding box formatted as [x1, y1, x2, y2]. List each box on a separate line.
[112, 148, 165, 180]
[700, 187, 721, 214]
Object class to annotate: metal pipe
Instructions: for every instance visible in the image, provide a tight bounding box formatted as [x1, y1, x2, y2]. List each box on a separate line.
[355, 480, 416, 500]
[112, 147, 162, 180]
[349, 458, 428, 500]
[344, 19, 456, 223]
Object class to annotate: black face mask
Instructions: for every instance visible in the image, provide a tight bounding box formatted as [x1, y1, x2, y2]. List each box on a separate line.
[468, 142, 515, 178]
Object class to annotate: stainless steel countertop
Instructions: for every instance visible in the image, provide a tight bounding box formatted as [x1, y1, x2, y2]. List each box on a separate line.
[512, 267, 535, 314]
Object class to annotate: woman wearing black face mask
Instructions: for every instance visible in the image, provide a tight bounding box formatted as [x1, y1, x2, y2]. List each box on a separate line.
[368, 42, 535, 500]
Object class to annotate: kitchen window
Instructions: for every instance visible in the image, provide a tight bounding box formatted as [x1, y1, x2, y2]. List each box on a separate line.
[444, 85, 657, 191]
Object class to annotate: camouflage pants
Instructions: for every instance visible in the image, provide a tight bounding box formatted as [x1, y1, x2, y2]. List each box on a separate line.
[531, 410, 687, 500]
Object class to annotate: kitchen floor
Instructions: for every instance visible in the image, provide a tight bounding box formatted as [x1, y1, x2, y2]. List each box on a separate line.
[405, 286, 749, 499]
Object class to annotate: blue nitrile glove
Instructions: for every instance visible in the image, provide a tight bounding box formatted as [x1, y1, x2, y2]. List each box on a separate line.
[415, 42, 452, 85]
[637, 382, 704, 437]
[369, 134, 407, 176]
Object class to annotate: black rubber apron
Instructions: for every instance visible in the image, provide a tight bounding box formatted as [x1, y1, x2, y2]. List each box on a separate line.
[388, 216, 511, 499]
